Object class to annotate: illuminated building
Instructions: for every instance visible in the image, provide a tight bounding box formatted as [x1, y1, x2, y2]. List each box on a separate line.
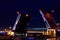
[27, 28, 47, 37]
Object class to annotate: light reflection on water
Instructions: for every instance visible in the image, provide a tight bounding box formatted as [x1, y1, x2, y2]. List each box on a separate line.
[27, 37, 60, 40]
[47, 38, 56, 40]
[36, 38, 60, 40]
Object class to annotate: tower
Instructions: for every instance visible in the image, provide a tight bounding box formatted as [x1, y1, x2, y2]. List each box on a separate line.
[39, 10, 58, 30]
[15, 14, 31, 34]
[44, 13, 58, 30]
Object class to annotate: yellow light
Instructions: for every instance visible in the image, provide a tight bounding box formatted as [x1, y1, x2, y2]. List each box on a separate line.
[11, 32, 14, 35]
[7, 32, 10, 35]
[7, 31, 14, 36]
[47, 38, 56, 40]
[42, 31, 44, 35]
[17, 11, 20, 14]
[26, 33, 27, 36]
[26, 14, 29, 17]
[9, 26, 12, 29]
[45, 13, 51, 18]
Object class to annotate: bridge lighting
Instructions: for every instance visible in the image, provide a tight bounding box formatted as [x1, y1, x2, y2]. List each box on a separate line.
[7, 31, 14, 36]
[26, 33, 28, 36]
[4, 29, 7, 31]
[9, 26, 12, 29]
[47, 29, 56, 37]
[25, 14, 29, 17]
[45, 13, 51, 18]
[51, 10, 55, 13]
[10, 32, 14, 36]
[16, 11, 20, 14]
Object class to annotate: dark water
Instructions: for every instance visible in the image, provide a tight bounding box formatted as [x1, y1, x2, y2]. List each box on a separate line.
[26, 37, 60, 40]
[0, 38, 60, 40]
[0, 36, 60, 40]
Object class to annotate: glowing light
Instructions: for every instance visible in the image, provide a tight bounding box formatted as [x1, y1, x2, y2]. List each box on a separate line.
[58, 29, 60, 31]
[39, 10, 50, 28]
[16, 11, 20, 14]
[26, 33, 27, 36]
[51, 10, 55, 13]
[9, 26, 12, 29]
[4, 29, 7, 31]
[11, 32, 14, 35]
[7, 31, 14, 36]
[47, 38, 56, 40]
[45, 13, 51, 18]
[42, 31, 44, 35]
[12, 14, 21, 30]
[26, 14, 29, 17]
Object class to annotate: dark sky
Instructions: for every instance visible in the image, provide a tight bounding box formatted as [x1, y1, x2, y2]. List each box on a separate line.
[0, 0, 60, 29]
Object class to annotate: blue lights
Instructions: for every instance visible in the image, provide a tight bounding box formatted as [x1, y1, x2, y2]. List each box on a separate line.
[27, 37, 35, 40]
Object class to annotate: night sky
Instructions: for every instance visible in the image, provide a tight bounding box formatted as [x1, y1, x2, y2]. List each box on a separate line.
[0, 0, 60, 29]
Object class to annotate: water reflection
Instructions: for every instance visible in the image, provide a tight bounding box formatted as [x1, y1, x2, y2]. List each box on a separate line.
[47, 38, 56, 40]
[27, 37, 60, 40]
